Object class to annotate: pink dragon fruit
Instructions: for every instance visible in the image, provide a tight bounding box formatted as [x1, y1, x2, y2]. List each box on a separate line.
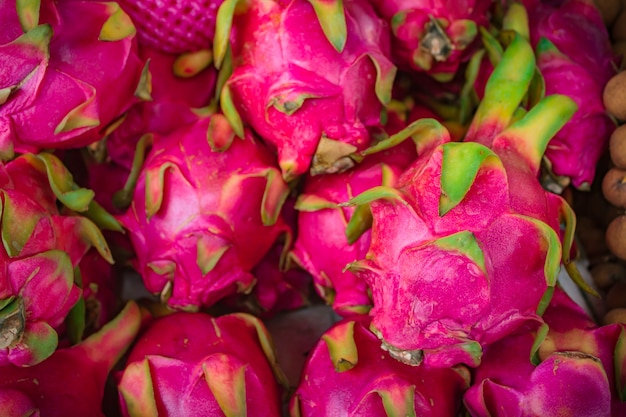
[475, 0, 616, 189]
[0, 0, 147, 160]
[117, 114, 291, 311]
[347, 34, 581, 368]
[290, 317, 470, 416]
[0, 152, 119, 366]
[291, 137, 417, 317]
[463, 325, 613, 416]
[117, 0, 224, 54]
[117, 311, 288, 416]
[0, 301, 141, 417]
[213, 0, 397, 180]
[368, 0, 493, 81]
[534, 287, 626, 415]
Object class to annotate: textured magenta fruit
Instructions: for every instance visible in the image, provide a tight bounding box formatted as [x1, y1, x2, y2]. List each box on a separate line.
[117, 0, 224, 53]
[0, 301, 141, 417]
[290, 318, 470, 416]
[0, 153, 119, 366]
[0, 0, 146, 160]
[118, 311, 287, 416]
[369, 0, 493, 81]
[214, 0, 396, 180]
[348, 34, 579, 368]
[118, 114, 291, 311]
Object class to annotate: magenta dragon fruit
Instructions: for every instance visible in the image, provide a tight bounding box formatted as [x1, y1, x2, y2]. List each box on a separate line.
[0, 152, 119, 366]
[0, 0, 147, 160]
[0, 301, 141, 417]
[290, 317, 470, 416]
[346, 34, 581, 368]
[117, 114, 291, 311]
[368, 0, 493, 81]
[476, 0, 616, 189]
[463, 324, 612, 416]
[213, 0, 397, 180]
[118, 311, 288, 416]
[291, 138, 417, 317]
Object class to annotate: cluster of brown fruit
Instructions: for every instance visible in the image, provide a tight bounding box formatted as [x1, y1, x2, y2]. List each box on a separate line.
[595, 0, 626, 61]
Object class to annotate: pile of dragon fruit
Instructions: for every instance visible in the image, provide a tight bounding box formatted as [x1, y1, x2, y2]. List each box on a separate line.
[2, 0, 626, 414]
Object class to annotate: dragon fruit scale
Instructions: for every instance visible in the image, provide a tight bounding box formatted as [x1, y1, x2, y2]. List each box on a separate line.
[368, 0, 493, 82]
[213, 0, 397, 180]
[347, 34, 580, 368]
[0, 301, 141, 417]
[0, 0, 147, 160]
[0, 152, 119, 367]
[290, 318, 470, 417]
[117, 311, 288, 416]
[117, 114, 291, 311]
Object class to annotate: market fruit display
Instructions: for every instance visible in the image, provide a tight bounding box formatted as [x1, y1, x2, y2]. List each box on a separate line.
[0, 0, 624, 415]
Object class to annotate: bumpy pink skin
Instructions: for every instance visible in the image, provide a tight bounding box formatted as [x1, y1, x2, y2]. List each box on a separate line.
[0, 157, 102, 366]
[369, 0, 492, 79]
[291, 318, 469, 416]
[0, 302, 141, 417]
[226, 0, 395, 178]
[118, 312, 284, 417]
[0, 0, 144, 156]
[292, 143, 416, 317]
[523, 0, 616, 188]
[118, 116, 290, 310]
[463, 330, 612, 416]
[118, 0, 223, 53]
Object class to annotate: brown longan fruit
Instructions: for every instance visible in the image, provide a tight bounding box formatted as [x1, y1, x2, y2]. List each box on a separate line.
[604, 71, 626, 121]
[595, 0, 623, 26]
[606, 280, 626, 308]
[609, 125, 626, 169]
[602, 167, 626, 207]
[613, 40, 626, 64]
[606, 214, 626, 259]
[603, 307, 626, 324]
[591, 261, 626, 289]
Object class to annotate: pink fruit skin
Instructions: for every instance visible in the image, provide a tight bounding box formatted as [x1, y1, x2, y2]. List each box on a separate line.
[118, 312, 284, 416]
[463, 330, 612, 417]
[369, 0, 492, 79]
[117, 0, 224, 53]
[118, 115, 291, 310]
[291, 141, 416, 317]
[291, 318, 469, 417]
[224, 0, 396, 179]
[0, 301, 141, 417]
[0, 0, 145, 157]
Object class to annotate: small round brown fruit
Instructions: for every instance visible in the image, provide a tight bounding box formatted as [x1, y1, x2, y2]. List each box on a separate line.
[609, 125, 626, 169]
[606, 215, 626, 260]
[606, 280, 626, 309]
[591, 262, 626, 289]
[604, 71, 626, 121]
[602, 167, 626, 207]
[603, 307, 626, 324]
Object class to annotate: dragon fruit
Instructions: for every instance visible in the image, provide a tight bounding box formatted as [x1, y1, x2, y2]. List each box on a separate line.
[213, 0, 397, 180]
[117, 0, 224, 54]
[347, 34, 580, 368]
[117, 114, 291, 311]
[117, 311, 288, 416]
[291, 137, 417, 317]
[290, 318, 470, 416]
[463, 325, 612, 416]
[368, 0, 493, 81]
[0, 301, 141, 417]
[0, 0, 147, 160]
[0, 152, 119, 366]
